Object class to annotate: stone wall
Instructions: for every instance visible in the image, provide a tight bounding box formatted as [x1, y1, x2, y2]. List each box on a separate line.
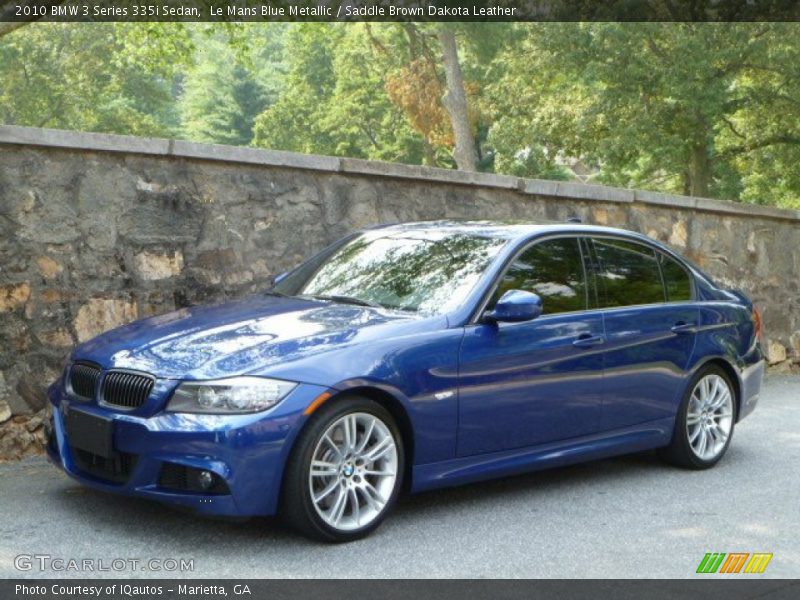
[1, 125, 799, 457]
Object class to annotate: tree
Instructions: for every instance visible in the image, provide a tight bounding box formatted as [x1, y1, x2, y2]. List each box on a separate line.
[438, 26, 478, 171]
[253, 23, 423, 164]
[258, 22, 500, 171]
[369, 23, 500, 170]
[380, 24, 453, 166]
[0, 23, 188, 135]
[178, 28, 285, 146]
[491, 23, 800, 204]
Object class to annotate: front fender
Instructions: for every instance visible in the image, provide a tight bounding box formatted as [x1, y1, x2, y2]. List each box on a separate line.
[329, 376, 458, 466]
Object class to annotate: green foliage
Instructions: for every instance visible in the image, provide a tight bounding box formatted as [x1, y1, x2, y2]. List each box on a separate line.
[488, 23, 800, 206]
[0, 23, 186, 135]
[253, 23, 340, 155]
[487, 116, 570, 180]
[253, 23, 423, 163]
[178, 27, 285, 146]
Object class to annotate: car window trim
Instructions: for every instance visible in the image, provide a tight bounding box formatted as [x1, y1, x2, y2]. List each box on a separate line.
[469, 233, 591, 325]
[586, 234, 698, 309]
[589, 236, 667, 306]
[580, 237, 601, 309]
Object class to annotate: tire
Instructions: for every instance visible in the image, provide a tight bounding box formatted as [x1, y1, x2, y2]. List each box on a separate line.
[281, 395, 404, 542]
[658, 365, 737, 470]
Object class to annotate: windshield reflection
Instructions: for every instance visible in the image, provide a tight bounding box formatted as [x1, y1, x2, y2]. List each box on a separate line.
[274, 231, 507, 316]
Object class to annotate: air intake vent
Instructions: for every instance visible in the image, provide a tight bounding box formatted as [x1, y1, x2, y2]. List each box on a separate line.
[100, 371, 154, 409]
[68, 363, 101, 400]
[71, 447, 137, 484]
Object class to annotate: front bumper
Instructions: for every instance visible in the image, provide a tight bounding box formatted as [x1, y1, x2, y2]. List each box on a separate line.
[46, 381, 329, 517]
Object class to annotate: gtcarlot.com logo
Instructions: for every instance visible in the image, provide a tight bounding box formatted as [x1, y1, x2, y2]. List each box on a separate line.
[14, 554, 194, 573]
[696, 552, 773, 574]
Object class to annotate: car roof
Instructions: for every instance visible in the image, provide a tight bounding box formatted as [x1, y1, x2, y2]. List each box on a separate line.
[365, 220, 648, 243]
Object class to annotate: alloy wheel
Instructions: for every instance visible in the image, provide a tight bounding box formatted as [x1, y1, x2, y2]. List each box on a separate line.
[308, 412, 398, 532]
[686, 374, 734, 461]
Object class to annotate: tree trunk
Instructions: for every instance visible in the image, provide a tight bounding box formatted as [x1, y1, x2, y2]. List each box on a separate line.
[421, 139, 438, 167]
[688, 141, 712, 198]
[438, 27, 478, 172]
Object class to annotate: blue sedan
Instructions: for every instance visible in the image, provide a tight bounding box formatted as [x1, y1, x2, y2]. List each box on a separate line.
[46, 221, 765, 541]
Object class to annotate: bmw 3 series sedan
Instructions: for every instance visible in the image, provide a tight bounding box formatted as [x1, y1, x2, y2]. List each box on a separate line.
[46, 221, 765, 541]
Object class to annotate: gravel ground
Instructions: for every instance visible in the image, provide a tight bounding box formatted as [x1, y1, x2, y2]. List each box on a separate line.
[1, 375, 798, 579]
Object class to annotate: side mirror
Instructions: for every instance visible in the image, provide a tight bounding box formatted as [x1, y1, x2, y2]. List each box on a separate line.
[271, 271, 289, 286]
[483, 290, 543, 324]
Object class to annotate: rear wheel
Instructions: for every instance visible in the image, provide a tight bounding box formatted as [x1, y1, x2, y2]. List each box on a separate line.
[282, 396, 404, 542]
[659, 365, 736, 469]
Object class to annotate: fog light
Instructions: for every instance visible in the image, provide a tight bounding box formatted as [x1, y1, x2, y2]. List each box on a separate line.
[197, 470, 214, 490]
[158, 462, 231, 495]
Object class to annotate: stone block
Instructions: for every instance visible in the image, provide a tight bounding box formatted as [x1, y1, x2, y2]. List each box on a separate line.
[766, 340, 787, 365]
[194, 248, 238, 271]
[669, 220, 688, 248]
[0, 282, 30, 312]
[36, 256, 62, 279]
[134, 250, 184, 281]
[37, 328, 74, 348]
[74, 298, 138, 342]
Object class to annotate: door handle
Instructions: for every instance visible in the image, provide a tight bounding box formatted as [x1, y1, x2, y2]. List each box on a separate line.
[573, 334, 605, 348]
[671, 322, 697, 334]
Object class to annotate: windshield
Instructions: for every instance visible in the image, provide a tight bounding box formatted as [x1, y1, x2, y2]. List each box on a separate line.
[273, 231, 507, 315]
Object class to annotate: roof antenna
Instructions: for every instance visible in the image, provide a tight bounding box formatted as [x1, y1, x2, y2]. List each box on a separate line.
[567, 216, 582, 223]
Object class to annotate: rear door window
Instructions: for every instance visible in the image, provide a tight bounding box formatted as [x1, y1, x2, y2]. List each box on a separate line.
[591, 238, 666, 307]
[658, 253, 693, 301]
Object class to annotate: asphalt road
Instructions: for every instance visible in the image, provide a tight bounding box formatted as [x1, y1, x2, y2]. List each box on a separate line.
[1, 375, 798, 579]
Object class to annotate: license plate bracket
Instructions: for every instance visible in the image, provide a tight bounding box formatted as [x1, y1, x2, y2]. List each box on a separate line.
[66, 408, 113, 458]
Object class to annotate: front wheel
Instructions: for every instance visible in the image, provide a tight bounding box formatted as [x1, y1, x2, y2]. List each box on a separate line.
[281, 396, 404, 542]
[659, 366, 737, 469]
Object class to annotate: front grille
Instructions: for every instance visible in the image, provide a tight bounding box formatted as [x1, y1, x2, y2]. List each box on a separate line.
[68, 363, 101, 400]
[100, 371, 154, 409]
[158, 462, 230, 495]
[71, 447, 137, 484]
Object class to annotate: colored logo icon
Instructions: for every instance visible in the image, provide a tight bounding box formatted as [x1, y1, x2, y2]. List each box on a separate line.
[696, 553, 773, 574]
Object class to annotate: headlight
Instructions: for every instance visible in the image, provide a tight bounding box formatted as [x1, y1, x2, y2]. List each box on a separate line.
[166, 377, 297, 414]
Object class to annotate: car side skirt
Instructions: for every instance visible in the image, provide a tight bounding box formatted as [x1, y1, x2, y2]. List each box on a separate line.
[410, 417, 674, 493]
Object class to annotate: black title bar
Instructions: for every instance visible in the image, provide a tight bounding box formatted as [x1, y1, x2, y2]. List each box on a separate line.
[2, 0, 800, 23]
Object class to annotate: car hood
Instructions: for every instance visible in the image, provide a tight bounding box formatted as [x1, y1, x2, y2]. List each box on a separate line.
[71, 295, 418, 381]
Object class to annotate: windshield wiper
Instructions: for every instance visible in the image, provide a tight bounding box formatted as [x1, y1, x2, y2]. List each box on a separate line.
[264, 291, 291, 298]
[305, 294, 383, 308]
